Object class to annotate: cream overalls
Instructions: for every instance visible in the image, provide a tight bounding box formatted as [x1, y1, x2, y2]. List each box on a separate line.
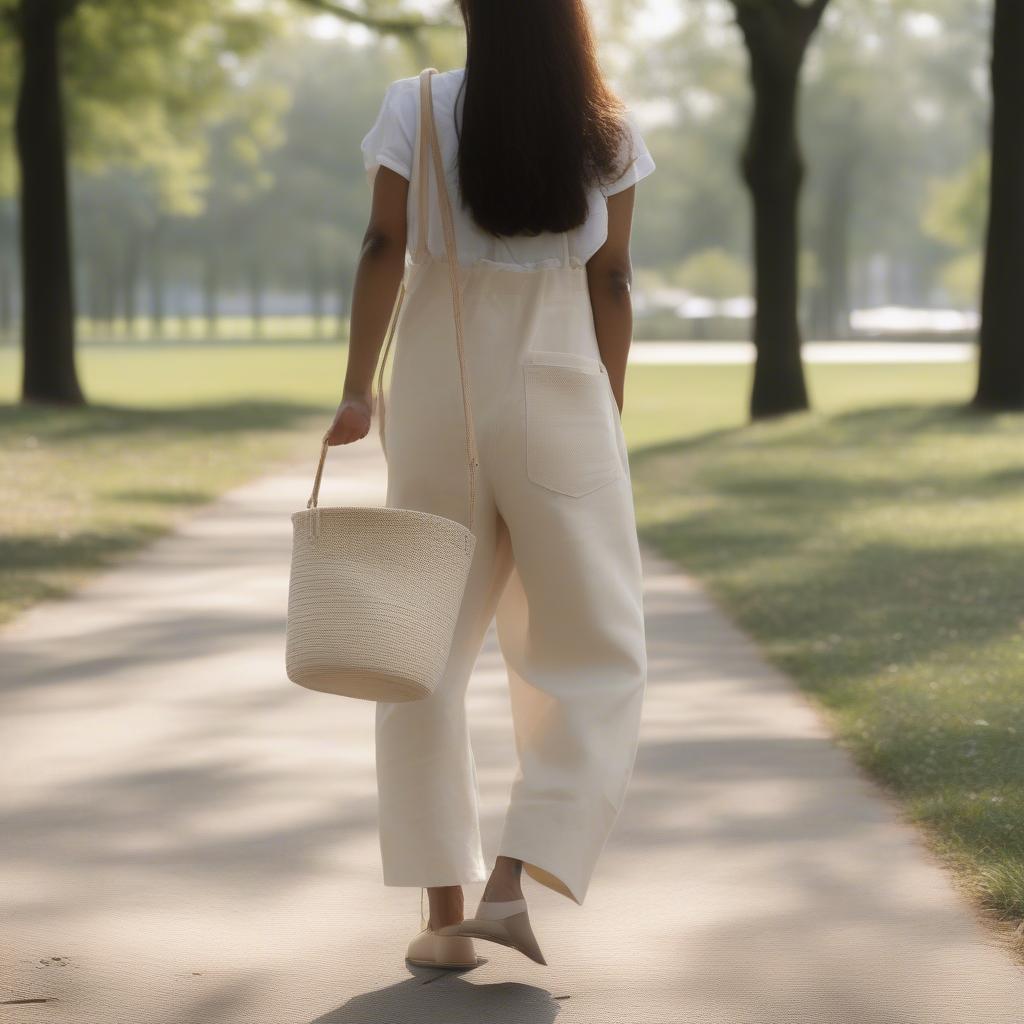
[375, 70, 647, 906]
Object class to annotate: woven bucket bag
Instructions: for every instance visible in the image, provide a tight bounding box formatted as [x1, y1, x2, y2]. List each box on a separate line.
[285, 68, 479, 702]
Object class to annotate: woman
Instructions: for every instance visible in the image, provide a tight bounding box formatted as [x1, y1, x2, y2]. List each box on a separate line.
[325, 0, 654, 970]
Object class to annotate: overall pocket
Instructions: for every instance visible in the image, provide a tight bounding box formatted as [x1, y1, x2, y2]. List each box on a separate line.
[523, 350, 624, 498]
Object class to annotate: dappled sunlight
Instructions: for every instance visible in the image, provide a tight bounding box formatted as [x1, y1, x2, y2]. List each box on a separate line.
[0, 0, 1020, 1015]
[632, 399, 1024, 929]
[2, 424, 1023, 1019]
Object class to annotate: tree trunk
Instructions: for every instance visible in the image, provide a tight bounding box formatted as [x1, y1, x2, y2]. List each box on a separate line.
[203, 251, 218, 339]
[149, 221, 164, 337]
[249, 261, 263, 339]
[83, 259, 99, 339]
[309, 250, 324, 340]
[0, 253, 12, 339]
[0, 202, 13, 339]
[122, 236, 139, 338]
[742, 56, 810, 418]
[15, 0, 83, 404]
[810, 156, 853, 340]
[335, 270, 347, 339]
[178, 280, 191, 338]
[733, 0, 830, 419]
[975, 0, 1024, 410]
[102, 260, 116, 337]
[0, 266, 11, 340]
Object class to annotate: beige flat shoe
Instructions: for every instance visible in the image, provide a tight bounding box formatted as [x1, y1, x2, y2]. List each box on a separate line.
[405, 925, 479, 970]
[437, 898, 547, 966]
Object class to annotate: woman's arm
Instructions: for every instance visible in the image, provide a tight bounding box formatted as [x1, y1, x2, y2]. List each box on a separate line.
[325, 166, 410, 445]
[586, 186, 637, 414]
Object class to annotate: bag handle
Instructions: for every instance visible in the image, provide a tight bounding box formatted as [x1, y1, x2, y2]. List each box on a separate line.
[311, 68, 479, 532]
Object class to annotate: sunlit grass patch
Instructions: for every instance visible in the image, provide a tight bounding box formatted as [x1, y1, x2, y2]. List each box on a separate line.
[0, 343, 343, 623]
[628, 365, 1024, 930]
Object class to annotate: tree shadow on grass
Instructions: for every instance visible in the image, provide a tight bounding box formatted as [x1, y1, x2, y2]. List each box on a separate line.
[0, 398, 326, 442]
[0, 528, 165, 574]
[0, 527, 169, 623]
[827, 401, 1019, 437]
[628, 399, 1024, 927]
[629, 400, 1024, 471]
[108, 488, 216, 505]
[634, 400, 1024, 701]
[0, 398, 328, 623]
[630, 397, 1024, 688]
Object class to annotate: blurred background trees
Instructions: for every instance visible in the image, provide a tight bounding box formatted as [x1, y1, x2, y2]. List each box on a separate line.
[3, 0, 279, 402]
[0, 0, 1017, 413]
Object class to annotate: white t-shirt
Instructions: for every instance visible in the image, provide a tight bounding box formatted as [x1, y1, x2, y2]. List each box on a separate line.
[360, 68, 655, 270]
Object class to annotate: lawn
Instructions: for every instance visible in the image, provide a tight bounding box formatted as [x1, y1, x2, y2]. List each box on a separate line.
[627, 361, 1024, 936]
[0, 344, 343, 623]
[2, 343, 1021, 940]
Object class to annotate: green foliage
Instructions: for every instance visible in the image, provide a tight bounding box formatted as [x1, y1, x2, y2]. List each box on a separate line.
[62, 1, 281, 216]
[0, 0, 1000, 323]
[627, 4, 749, 269]
[922, 153, 988, 305]
[799, 0, 990, 322]
[0, 0, 282, 209]
[940, 250, 982, 305]
[800, 247, 820, 291]
[924, 154, 990, 250]
[672, 246, 749, 298]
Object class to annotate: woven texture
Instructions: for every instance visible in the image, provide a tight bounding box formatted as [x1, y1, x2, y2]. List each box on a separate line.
[285, 67, 479, 703]
[286, 506, 476, 701]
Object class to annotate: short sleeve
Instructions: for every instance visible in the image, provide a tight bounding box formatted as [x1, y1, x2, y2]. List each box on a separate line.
[360, 77, 418, 185]
[600, 111, 656, 197]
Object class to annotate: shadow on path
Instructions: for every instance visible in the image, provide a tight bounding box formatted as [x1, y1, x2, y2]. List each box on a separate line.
[311, 973, 560, 1024]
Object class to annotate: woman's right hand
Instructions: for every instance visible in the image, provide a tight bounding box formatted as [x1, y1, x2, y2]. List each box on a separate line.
[324, 393, 373, 445]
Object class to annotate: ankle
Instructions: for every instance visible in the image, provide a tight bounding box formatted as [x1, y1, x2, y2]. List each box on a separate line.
[426, 885, 463, 930]
[482, 856, 524, 903]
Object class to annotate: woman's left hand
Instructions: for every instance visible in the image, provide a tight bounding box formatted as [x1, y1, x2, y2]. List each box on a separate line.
[325, 393, 373, 445]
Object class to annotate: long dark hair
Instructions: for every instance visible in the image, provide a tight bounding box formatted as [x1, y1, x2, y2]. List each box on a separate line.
[454, 0, 630, 237]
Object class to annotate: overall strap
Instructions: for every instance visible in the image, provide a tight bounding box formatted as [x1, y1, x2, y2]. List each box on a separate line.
[371, 68, 479, 532]
[414, 71, 431, 260]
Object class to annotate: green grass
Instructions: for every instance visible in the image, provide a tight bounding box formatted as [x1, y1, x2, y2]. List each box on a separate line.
[627, 361, 1024, 934]
[0, 344, 343, 623]
[2, 344, 1022, 940]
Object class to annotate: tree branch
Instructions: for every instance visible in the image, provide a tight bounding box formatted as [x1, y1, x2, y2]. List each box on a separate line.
[731, 0, 782, 52]
[5, 0, 84, 39]
[294, 0, 457, 36]
[737, 0, 831, 31]
[805, 0, 832, 29]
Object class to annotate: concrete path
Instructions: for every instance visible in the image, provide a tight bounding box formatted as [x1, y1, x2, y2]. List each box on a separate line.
[2, 434, 1022, 1024]
[629, 340, 974, 364]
